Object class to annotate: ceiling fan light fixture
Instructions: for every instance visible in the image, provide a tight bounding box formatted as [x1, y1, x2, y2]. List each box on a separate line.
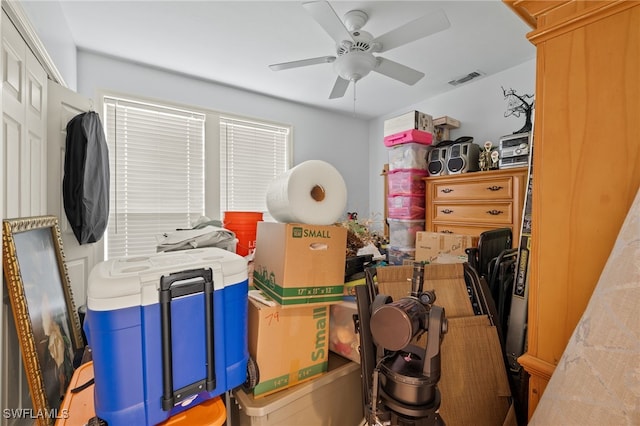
[270, 1, 451, 99]
[333, 51, 376, 81]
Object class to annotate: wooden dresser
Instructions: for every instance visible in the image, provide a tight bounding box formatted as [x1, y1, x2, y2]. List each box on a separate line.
[505, 0, 640, 419]
[424, 167, 528, 243]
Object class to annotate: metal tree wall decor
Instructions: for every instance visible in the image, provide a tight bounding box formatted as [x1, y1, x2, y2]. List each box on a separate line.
[502, 86, 534, 134]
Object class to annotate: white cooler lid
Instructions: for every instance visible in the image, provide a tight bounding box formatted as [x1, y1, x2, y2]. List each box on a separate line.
[87, 247, 247, 311]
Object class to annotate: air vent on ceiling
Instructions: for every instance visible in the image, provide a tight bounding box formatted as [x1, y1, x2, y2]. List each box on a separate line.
[448, 70, 485, 86]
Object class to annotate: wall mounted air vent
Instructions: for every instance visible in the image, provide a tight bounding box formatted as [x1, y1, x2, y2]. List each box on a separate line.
[448, 70, 486, 86]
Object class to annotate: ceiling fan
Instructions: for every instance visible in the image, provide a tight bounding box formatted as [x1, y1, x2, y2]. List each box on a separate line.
[269, 1, 451, 99]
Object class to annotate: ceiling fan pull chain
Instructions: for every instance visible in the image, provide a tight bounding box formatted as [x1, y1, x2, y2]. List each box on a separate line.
[353, 80, 357, 115]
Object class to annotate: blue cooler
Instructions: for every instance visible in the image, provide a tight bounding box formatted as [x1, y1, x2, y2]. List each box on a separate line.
[85, 248, 248, 425]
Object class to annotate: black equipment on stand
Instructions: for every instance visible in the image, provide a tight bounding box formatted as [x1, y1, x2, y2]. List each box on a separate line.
[355, 263, 448, 426]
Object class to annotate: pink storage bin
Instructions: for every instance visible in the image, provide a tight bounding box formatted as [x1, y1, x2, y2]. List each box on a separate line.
[384, 129, 433, 147]
[387, 194, 426, 220]
[387, 169, 428, 195]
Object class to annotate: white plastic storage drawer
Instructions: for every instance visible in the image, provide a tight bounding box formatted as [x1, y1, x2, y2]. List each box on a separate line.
[388, 218, 425, 248]
[388, 143, 430, 171]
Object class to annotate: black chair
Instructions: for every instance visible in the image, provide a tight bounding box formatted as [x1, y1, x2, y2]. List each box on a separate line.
[465, 228, 514, 341]
[487, 248, 518, 338]
[466, 228, 512, 281]
[467, 228, 530, 425]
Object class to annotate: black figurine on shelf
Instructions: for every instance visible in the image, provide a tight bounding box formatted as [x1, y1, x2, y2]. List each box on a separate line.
[502, 86, 534, 134]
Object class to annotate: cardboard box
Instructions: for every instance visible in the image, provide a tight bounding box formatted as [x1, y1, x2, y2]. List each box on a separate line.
[375, 264, 515, 426]
[433, 116, 461, 128]
[433, 116, 461, 143]
[329, 301, 360, 363]
[248, 298, 330, 398]
[253, 222, 347, 306]
[383, 110, 434, 137]
[415, 232, 478, 263]
[433, 126, 450, 143]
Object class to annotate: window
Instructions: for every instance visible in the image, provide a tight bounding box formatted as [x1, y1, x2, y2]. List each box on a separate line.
[102, 96, 291, 260]
[219, 117, 290, 220]
[103, 97, 205, 259]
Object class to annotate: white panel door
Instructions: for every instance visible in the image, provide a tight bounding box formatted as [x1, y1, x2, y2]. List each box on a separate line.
[2, 10, 48, 420]
[26, 47, 48, 216]
[46, 80, 103, 309]
[1, 10, 23, 219]
[1, 11, 46, 219]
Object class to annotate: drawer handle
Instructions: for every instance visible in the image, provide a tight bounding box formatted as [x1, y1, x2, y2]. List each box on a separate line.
[441, 209, 454, 214]
[486, 210, 504, 216]
[487, 186, 503, 191]
[441, 188, 454, 193]
[441, 230, 454, 234]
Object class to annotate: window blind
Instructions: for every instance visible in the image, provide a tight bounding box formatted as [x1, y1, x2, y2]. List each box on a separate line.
[220, 117, 290, 220]
[104, 97, 205, 259]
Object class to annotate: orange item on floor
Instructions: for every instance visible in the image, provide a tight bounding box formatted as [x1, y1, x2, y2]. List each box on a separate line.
[158, 398, 226, 426]
[56, 362, 226, 426]
[56, 361, 95, 426]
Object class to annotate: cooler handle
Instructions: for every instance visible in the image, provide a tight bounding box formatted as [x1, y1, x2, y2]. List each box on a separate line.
[160, 268, 215, 411]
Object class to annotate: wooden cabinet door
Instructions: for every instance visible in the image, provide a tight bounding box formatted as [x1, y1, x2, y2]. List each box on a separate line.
[507, 1, 640, 419]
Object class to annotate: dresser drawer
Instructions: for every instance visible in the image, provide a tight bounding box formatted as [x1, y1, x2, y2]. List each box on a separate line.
[431, 202, 513, 224]
[431, 223, 510, 238]
[431, 176, 514, 201]
[423, 167, 527, 244]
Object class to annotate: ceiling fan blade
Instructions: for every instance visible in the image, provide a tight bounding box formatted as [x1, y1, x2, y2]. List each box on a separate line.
[269, 56, 336, 71]
[329, 76, 350, 99]
[303, 1, 354, 45]
[373, 9, 450, 53]
[374, 57, 425, 85]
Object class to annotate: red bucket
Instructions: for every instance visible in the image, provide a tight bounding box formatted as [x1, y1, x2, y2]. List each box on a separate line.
[223, 211, 263, 257]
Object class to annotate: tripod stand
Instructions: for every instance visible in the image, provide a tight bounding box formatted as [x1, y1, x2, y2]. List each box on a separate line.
[355, 263, 448, 426]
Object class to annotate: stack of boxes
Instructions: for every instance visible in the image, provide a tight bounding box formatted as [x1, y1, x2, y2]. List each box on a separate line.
[383, 111, 435, 264]
[249, 222, 348, 398]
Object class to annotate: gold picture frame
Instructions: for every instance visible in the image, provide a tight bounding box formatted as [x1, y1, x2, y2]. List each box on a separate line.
[2, 215, 83, 425]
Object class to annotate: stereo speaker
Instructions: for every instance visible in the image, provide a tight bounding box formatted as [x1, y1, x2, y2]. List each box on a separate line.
[446, 142, 480, 174]
[427, 146, 449, 176]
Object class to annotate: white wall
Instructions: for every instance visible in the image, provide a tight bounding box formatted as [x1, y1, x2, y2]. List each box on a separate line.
[75, 50, 371, 220]
[16, 0, 373, 219]
[19, 0, 77, 90]
[367, 59, 536, 231]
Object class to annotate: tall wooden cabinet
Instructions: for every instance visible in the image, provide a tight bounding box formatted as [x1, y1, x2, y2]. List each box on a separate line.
[505, 0, 640, 419]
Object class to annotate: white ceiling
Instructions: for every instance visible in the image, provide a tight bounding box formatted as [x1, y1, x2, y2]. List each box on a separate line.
[56, 0, 535, 120]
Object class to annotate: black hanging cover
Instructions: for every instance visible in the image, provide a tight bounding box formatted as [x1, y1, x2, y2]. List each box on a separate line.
[63, 111, 110, 244]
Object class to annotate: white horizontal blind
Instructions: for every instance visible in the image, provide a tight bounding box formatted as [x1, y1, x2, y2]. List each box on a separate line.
[104, 97, 205, 259]
[220, 117, 290, 220]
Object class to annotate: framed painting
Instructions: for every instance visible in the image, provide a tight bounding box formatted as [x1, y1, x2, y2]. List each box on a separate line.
[2, 215, 83, 425]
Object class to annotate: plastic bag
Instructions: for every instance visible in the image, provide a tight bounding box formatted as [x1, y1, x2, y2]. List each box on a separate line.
[156, 225, 236, 252]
